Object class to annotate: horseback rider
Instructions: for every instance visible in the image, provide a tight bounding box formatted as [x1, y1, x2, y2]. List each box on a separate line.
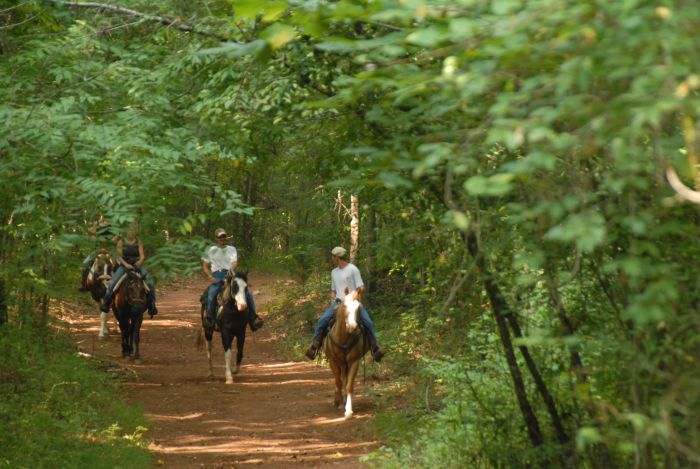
[305, 246, 385, 362]
[79, 214, 118, 291]
[100, 223, 158, 317]
[201, 228, 263, 331]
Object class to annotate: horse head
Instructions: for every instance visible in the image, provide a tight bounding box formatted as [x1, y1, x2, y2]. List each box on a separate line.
[223, 272, 248, 312]
[125, 270, 148, 308]
[342, 289, 361, 333]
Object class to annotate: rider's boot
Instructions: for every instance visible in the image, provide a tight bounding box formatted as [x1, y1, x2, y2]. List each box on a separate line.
[305, 328, 326, 360]
[78, 266, 90, 291]
[147, 292, 158, 318]
[368, 333, 386, 363]
[250, 315, 263, 332]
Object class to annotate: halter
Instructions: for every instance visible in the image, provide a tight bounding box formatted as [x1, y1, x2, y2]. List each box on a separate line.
[328, 295, 363, 353]
[225, 276, 248, 311]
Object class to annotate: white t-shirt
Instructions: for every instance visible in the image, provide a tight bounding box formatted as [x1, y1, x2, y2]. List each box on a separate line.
[331, 263, 364, 300]
[202, 245, 238, 273]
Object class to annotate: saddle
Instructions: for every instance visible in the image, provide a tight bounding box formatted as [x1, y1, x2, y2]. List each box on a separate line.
[87, 253, 114, 287]
[199, 286, 224, 330]
[326, 314, 368, 352]
[113, 270, 149, 295]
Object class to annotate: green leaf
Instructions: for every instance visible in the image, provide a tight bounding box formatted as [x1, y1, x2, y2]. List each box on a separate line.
[463, 173, 514, 197]
[197, 40, 268, 57]
[405, 27, 448, 47]
[576, 427, 602, 450]
[260, 24, 297, 50]
[545, 211, 607, 253]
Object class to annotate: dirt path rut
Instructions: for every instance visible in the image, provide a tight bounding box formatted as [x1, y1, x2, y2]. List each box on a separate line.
[69, 272, 378, 468]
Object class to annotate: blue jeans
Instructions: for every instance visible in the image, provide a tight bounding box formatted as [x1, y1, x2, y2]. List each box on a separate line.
[312, 299, 376, 340]
[101, 265, 156, 312]
[205, 271, 257, 323]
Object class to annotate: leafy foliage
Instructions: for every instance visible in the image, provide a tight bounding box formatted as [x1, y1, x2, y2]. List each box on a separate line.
[0, 323, 151, 468]
[3, 0, 700, 466]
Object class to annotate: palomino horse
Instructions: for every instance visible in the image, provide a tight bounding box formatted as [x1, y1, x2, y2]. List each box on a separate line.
[323, 290, 369, 419]
[112, 269, 148, 364]
[197, 272, 249, 384]
[85, 248, 115, 338]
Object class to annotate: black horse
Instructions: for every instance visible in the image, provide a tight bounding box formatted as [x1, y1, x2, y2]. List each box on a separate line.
[197, 272, 249, 384]
[113, 269, 148, 364]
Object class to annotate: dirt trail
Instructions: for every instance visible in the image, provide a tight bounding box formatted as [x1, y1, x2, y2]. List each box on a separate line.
[68, 272, 378, 468]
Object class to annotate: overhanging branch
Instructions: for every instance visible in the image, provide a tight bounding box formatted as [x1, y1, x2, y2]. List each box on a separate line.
[43, 0, 233, 42]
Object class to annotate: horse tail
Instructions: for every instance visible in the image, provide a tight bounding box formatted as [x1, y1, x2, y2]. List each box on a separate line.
[195, 326, 205, 351]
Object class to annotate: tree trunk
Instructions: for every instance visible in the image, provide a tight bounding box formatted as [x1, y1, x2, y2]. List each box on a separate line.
[242, 172, 258, 255]
[465, 231, 544, 447]
[505, 311, 569, 444]
[0, 278, 7, 326]
[365, 205, 376, 294]
[350, 194, 359, 264]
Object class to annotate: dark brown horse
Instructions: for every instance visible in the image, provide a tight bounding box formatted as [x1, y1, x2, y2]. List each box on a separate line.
[323, 290, 369, 419]
[85, 248, 115, 338]
[197, 272, 249, 384]
[112, 269, 148, 364]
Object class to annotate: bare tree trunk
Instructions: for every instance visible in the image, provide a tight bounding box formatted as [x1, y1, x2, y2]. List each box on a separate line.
[350, 194, 359, 264]
[335, 190, 344, 226]
[505, 311, 569, 444]
[365, 205, 376, 294]
[0, 278, 7, 325]
[465, 231, 544, 447]
[241, 172, 258, 255]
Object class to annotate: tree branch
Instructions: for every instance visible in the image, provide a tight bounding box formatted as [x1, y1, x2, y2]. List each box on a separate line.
[43, 0, 233, 42]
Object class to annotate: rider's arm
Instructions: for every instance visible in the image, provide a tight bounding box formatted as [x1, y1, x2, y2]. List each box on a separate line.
[135, 241, 145, 267]
[116, 239, 132, 269]
[202, 260, 217, 283]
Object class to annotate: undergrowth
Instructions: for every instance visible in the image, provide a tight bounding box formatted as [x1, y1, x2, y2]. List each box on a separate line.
[0, 323, 151, 469]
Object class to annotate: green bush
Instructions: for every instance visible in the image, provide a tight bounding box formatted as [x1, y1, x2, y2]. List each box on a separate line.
[0, 324, 151, 469]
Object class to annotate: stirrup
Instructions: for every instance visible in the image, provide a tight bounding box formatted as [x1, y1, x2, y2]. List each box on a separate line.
[371, 346, 385, 363]
[305, 344, 319, 360]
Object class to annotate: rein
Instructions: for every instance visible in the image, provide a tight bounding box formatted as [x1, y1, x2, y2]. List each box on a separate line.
[328, 326, 362, 353]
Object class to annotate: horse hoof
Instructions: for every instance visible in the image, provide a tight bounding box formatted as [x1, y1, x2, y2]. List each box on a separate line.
[207, 372, 214, 379]
[344, 411, 354, 419]
[225, 378, 233, 385]
[233, 366, 240, 375]
[135, 358, 142, 365]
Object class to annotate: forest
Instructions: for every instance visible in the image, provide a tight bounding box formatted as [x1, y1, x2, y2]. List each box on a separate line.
[2, 0, 700, 467]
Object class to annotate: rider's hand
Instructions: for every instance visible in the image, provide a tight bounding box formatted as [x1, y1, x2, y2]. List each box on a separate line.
[209, 276, 218, 284]
[124, 263, 134, 270]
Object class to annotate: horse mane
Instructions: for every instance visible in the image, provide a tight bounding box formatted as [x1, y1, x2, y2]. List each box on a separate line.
[222, 272, 247, 306]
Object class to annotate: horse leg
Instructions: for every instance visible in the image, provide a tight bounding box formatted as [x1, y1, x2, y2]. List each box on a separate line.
[205, 328, 214, 379]
[119, 316, 129, 359]
[126, 316, 135, 360]
[133, 313, 143, 364]
[328, 359, 343, 409]
[221, 331, 234, 384]
[344, 361, 361, 419]
[98, 311, 109, 338]
[234, 330, 245, 375]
